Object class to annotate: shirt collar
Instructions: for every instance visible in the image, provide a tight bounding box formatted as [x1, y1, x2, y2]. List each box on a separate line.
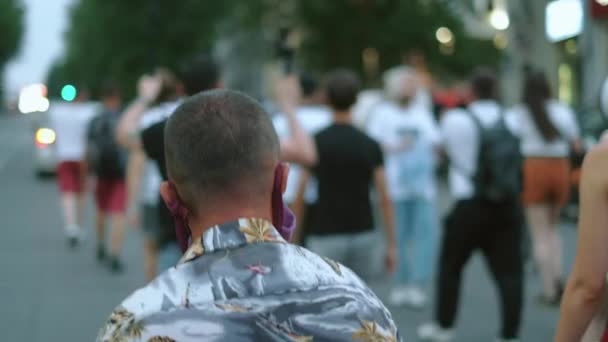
[178, 217, 286, 265]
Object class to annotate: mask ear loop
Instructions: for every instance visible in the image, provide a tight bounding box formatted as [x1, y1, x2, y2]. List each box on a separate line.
[272, 164, 296, 241]
[166, 182, 190, 252]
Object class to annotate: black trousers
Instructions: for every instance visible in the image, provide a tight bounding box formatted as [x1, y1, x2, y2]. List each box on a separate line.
[435, 199, 524, 339]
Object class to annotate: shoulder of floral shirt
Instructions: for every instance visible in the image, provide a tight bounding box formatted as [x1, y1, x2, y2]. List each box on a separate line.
[97, 217, 374, 341]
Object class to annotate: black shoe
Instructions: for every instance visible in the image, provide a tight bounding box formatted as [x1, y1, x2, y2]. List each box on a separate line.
[67, 237, 79, 249]
[536, 294, 561, 307]
[97, 244, 106, 262]
[109, 257, 124, 274]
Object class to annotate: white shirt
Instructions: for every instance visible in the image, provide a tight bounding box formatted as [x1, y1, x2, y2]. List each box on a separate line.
[505, 100, 579, 157]
[441, 100, 518, 200]
[49, 102, 100, 161]
[138, 101, 180, 204]
[273, 105, 332, 203]
[368, 102, 441, 200]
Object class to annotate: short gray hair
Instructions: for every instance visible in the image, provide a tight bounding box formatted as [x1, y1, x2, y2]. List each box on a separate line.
[165, 90, 280, 208]
[383, 66, 417, 101]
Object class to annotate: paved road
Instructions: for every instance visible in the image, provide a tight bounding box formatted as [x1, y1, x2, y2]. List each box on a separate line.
[0, 114, 575, 341]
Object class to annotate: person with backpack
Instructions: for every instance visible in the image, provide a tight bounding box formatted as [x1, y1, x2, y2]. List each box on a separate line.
[505, 71, 580, 306]
[368, 66, 441, 309]
[87, 82, 128, 273]
[418, 68, 524, 342]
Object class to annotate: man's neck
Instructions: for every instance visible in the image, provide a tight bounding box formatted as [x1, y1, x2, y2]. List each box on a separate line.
[333, 110, 352, 124]
[188, 204, 273, 241]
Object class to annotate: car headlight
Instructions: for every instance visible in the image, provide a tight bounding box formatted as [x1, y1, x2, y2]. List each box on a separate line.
[35, 128, 56, 146]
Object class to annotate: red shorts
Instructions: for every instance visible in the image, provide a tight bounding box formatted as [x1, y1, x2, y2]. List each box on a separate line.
[57, 161, 85, 193]
[95, 178, 127, 213]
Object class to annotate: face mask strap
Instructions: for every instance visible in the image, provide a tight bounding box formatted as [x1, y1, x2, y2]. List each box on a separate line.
[166, 182, 190, 252]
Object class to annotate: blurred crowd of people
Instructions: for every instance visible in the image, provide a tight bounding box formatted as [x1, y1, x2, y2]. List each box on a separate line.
[46, 52, 608, 341]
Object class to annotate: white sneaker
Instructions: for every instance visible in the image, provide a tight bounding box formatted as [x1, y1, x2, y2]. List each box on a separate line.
[406, 287, 428, 309]
[417, 323, 454, 342]
[388, 286, 409, 306]
[389, 286, 427, 309]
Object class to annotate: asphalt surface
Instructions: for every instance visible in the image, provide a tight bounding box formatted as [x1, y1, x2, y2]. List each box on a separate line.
[0, 114, 575, 341]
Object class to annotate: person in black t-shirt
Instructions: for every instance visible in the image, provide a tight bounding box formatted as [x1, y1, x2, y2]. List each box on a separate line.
[296, 69, 397, 281]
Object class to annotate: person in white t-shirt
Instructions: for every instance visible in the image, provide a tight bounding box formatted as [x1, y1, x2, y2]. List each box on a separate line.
[505, 71, 580, 306]
[272, 73, 331, 243]
[49, 94, 99, 247]
[418, 68, 523, 342]
[368, 66, 441, 309]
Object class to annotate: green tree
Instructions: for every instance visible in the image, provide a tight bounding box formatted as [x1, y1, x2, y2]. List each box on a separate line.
[294, 0, 500, 82]
[54, 0, 232, 99]
[0, 0, 24, 101]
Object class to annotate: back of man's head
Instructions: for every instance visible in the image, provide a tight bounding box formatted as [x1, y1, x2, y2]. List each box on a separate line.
[383, 66, 417, 102]
[299, 73, 319, 99]
[325, 69, 361, 111]
[471, 67, 498, 101]
[164, 90, 280, 213]
[179, 55, 221, 96]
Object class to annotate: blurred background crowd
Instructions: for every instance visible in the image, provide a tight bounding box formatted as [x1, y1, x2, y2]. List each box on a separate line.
[2, 0, 608, 341]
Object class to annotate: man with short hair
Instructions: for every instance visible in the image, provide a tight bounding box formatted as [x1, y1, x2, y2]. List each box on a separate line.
[87, 82, 128, 272]
[49, 89, 98, 247]
[97, 89, 400, 341]
[297, 69, 397, 281]
[272, 72, 331, 243]
[418, 68, 523, 342]
[369, 66, 441, 308]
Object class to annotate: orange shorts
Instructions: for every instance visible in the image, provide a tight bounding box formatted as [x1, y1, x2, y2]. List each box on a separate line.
[522, 158, 571, 207]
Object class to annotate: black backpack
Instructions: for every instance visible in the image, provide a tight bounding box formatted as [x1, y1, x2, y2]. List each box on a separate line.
[467, 110, 523, 202]
[87, 112, 126, 179]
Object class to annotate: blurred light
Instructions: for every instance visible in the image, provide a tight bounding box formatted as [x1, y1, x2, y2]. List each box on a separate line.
[565, 39, 577, 54]
[18, 84, 50, 114]
[362, 47, 380, 78]
[489, 8, 510, 30]
[546, 0, 583, 42]
[597, 0, 608, 6]
[61, 84, 77, 102]
[493, 33, 508, 49]
[36, 128, 56, 145]
[435, 27, 454, 44]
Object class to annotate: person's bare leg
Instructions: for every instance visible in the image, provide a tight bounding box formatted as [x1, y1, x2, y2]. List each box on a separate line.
[96, 208, 106, 243]
[144, 238, 158, 281]
[549, 203, 564, 287]
[527, 205, 558, 298]
[76, 192, 87, 229]
[61, 192, 78, 236]
[110, 213, 126, 257]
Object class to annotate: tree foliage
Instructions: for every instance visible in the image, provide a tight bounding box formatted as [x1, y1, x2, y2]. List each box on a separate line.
[52, 0, 232, 99]
[53, 0, 500, 98]
[294, 0, 500, 81]
[0, 0, 24, 99]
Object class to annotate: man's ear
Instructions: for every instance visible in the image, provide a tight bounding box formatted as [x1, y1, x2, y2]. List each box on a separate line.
[160, 181, 177, 207]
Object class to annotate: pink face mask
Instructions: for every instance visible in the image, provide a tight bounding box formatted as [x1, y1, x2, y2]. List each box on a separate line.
[166, 164, 296, 252]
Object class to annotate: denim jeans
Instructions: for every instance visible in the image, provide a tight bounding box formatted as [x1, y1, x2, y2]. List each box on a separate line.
[394, 197, 438, 286]
[306, 230, 379, 282]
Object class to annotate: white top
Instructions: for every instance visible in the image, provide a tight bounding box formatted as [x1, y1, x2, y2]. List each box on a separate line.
[138, 101, 180, 204]
[49, 102, 100, 161]
[368, 101, 441, 200]
[273, 105, 332, 203]
[505, 100, 579, 157]
[441, 100, 518, 200]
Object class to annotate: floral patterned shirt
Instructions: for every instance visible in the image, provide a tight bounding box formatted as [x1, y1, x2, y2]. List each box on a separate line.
[97, 218, 401, 342]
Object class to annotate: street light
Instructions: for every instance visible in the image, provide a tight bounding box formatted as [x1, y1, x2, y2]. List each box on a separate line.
[435, 27, 454, 44]
[489, 8, 510, 30]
